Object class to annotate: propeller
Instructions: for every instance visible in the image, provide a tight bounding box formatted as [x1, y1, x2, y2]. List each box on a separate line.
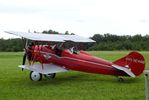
[22, 51, 27, 65]
[21, 39, 29, 71]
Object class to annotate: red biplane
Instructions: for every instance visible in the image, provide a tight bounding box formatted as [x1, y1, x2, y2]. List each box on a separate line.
[5, 31, 145, 81]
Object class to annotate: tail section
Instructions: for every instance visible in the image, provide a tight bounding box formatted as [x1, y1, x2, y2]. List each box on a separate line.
[113, 52, 145, 77]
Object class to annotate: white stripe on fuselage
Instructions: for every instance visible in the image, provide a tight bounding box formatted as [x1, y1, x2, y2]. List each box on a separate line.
[33, 50, 113, 70]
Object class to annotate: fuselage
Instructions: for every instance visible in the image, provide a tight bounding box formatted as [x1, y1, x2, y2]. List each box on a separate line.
[28, 45, 127, 76]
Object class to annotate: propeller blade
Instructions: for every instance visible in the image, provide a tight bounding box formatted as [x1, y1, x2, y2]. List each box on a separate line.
[22, 38, 28, 65]
[22, 52, 26, 65]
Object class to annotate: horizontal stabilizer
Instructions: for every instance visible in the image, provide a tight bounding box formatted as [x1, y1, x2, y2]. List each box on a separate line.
[112, 65, 136, 77]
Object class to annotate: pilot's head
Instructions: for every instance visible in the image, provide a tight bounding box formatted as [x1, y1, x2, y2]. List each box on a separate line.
[28, 42, 34, 49]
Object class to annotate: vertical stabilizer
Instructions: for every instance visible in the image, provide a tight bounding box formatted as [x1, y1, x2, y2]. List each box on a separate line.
[113, 52, 145, 76]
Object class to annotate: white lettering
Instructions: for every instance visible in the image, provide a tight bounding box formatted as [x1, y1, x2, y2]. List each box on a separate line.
[126, 57, 145, 64]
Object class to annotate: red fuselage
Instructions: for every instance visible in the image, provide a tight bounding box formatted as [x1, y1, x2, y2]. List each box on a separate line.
[28, 45, 127, 77]
[28, 45, 127, 76]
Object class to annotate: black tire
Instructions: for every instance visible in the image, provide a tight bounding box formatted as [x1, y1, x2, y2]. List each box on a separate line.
[30, 71, 42, 81]
[118, 77, 124, 82]
[44, 73, 56, 79]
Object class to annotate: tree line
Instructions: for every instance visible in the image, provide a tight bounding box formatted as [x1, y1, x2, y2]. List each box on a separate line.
[89, 33, 149, 51]
[0, 30, 149, 51]
[0, 38, 23, 52]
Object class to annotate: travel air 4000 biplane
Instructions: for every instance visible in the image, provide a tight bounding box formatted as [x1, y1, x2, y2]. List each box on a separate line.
[5, 31, 145, 81]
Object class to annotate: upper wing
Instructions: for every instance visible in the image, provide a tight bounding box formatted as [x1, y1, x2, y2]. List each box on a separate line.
[5, 31, 95, 43]
[61, 35, 95, 42]
[5, 31, 65, 42]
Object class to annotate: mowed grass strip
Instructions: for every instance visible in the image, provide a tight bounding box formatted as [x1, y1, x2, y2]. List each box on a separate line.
[0, 51, 148, 100]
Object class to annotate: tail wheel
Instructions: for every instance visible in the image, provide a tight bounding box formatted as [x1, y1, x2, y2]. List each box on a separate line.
[30, 71, 42, 81]
[118, 77, 124, 82]
[44, 73, 56, 79]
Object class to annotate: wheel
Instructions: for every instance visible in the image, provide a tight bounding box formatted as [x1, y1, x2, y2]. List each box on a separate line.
[118, 77, 124, 82]
[30, 71, 42, 81]
[44, 73, 56, 79]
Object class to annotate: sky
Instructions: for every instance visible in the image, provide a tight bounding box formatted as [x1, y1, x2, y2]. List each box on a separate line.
[0, 0, 149, 39]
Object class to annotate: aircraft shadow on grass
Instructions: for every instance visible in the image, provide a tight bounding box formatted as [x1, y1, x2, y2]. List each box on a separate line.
[24, 73, 142, 87]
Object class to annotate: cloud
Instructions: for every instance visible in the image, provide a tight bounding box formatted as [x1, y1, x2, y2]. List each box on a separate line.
[1, 0, 149, 39]
[0, 5, 45, 14]
[139, 19, 149, 23]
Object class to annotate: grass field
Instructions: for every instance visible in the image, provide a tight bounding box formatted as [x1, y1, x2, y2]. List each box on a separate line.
[0, 51, 148, 100]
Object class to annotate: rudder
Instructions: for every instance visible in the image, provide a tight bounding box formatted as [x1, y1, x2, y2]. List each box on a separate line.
[113, 52, 145, 76]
